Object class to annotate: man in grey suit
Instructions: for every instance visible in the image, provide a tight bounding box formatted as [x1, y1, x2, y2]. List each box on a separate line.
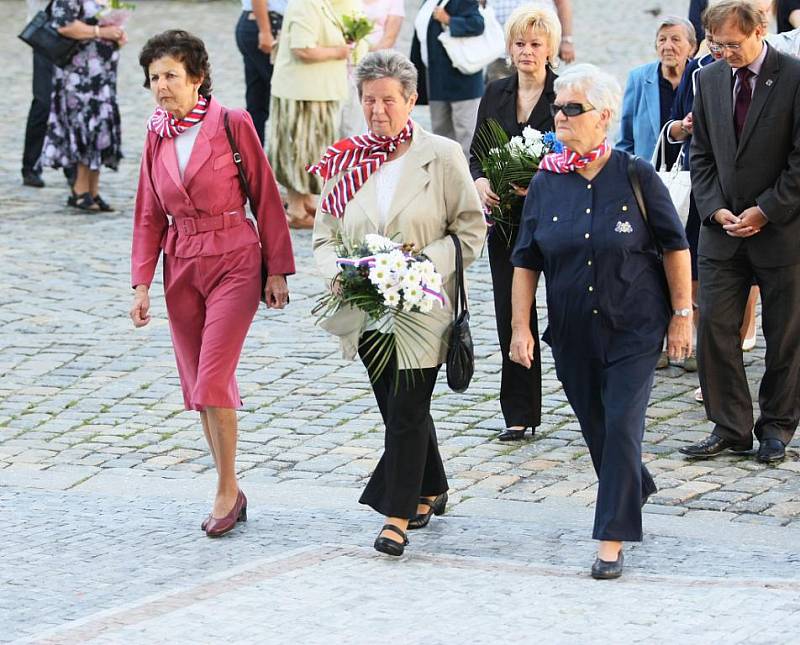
[682, 0, 800, 463]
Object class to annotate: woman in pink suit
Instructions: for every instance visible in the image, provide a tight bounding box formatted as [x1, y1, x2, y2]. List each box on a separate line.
[129, 30, 295, 538]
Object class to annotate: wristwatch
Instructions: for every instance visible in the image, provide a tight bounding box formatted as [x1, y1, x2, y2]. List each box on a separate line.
[673, 308, 691, 317]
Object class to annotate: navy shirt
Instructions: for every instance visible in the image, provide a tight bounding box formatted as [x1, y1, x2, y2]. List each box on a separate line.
[658, 64, 681, 169]
[512, 151, 689, 362]
[670, 55, 714, 170]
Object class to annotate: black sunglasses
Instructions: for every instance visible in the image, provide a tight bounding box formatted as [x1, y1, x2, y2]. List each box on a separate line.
[550, 102, 595, 117]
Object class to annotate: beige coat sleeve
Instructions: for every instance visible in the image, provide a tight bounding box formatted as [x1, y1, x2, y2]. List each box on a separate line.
[420, 142, 486, 280]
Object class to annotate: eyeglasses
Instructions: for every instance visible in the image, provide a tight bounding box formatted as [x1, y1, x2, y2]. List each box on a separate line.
[708, 39, 746, 53]
[550, 102, 595, 118]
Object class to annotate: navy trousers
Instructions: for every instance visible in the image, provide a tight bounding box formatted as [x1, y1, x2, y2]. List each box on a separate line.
[234, 12, 276, 145]
[22, 52, 54, 175]
[554, 347, 659, 541]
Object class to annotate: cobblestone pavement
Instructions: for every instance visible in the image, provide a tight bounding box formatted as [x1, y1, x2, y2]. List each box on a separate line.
[2, 0, 800, 642]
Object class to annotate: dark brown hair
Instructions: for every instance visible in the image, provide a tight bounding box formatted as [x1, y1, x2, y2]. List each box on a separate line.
[138, 30, 213, 97]
[702, 0, 763, 36]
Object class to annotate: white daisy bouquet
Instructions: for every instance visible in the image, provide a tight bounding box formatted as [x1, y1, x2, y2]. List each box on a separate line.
[314, 233, 444, 380]
[473, 119, 563, 244]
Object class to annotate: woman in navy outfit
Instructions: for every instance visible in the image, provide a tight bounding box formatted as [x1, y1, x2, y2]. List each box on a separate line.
[509, 64, 692, 579]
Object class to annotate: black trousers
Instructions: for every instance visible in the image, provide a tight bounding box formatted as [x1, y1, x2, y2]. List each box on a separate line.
[22, 52, 54, 175]
[358, 332, 448, 519]
[488, 230, 542, 428]
[698, 247, 800, 446]
[554, 346, 659, 542]
[234, 12, 278, 146]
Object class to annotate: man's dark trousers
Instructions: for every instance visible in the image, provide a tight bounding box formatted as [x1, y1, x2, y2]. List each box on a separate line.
[691, 45, 800, 447]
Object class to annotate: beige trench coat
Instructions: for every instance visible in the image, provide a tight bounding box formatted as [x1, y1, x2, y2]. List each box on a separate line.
[312, 124, 486, 369]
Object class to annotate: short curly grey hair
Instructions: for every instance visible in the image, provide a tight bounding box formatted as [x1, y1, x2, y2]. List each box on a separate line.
[355, 50, 418, 100]
[553, 64, 622, 125]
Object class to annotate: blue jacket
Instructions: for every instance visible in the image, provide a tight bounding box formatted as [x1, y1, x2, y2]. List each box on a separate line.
[425, 0, 485, 102]
[616, 61, 661, 161]
[670, 54, 714, 169]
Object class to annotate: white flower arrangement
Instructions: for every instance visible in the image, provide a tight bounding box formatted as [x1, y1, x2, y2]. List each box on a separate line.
[314, 233, 446, 381]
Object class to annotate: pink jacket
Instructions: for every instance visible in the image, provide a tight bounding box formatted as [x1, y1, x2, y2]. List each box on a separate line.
[131, 97, 295, 287]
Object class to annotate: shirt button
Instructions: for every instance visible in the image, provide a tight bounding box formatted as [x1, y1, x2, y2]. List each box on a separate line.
[552, 216, 558, 222]
[593, 309, 599, 314]
[588, 286, 594, 292]
[622, 205, 628, 212]
[585, 208, 591, 214]
[584, 233, 590, 239]
[587, 260, 592, 266]
[587, 184, 592, 189]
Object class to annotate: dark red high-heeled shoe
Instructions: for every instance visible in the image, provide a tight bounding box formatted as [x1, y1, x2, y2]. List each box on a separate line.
[205, 490, 247, 538]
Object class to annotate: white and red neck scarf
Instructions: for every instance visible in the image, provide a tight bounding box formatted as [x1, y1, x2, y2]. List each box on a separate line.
[538, 139, 610, 174]
[147, 95, 209, 138]
[307, 120, 414, 219]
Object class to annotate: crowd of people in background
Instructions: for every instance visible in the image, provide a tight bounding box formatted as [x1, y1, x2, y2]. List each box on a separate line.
[18, 0, 800, 579]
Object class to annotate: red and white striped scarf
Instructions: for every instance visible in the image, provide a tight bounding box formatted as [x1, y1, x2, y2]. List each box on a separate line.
[147, 95, 209, 138]
[307, 120, 414, 219]
[538, 139, 610, 174]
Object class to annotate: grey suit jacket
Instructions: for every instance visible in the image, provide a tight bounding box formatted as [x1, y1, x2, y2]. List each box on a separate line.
[690, 44, 800, 267]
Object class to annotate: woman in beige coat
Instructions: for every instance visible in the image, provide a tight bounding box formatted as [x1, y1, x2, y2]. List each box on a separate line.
[312, 51, 485, 556]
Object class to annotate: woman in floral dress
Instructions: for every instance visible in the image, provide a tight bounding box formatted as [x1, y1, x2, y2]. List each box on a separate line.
[42, 0, 127, 212]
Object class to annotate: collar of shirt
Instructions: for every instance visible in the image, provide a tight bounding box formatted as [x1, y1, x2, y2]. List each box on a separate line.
[730, 40, 769, 78]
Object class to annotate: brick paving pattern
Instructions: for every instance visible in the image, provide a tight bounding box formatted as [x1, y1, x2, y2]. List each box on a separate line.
[1, 0, 799, 642]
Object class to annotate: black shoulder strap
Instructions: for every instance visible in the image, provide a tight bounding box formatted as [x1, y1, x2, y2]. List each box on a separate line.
[223, 111, 259, 233]
[449, 233, 467, 319]
[626, 154, 663, 261]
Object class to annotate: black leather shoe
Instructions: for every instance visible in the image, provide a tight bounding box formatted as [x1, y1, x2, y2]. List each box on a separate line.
[374, 524, 408, 556]
[679, 434, 752, 458]
[591, 551, 624, 580]
[22, 170, 45, 188]
[497, 427, 529, 441]
[757, 438, 786, 464]
[408, 492, 448, 530]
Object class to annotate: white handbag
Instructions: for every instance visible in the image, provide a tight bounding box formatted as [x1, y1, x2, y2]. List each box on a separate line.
[436, 0, 505, 75]
[650, 121, 692, 227]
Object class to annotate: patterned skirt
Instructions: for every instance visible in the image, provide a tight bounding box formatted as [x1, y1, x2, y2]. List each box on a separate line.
[268, 97, 339, 195]
[42, 40, 122, 172]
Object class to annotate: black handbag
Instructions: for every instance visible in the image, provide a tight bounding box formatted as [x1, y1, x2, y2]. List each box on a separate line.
[18, 1, 80, 68]
[222, 111, 269, 303]
[446, 233, 474, 393]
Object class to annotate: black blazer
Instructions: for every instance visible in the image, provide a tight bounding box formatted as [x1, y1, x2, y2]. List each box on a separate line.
[469, 68, 557, 181]
[690, 44, 800, 267]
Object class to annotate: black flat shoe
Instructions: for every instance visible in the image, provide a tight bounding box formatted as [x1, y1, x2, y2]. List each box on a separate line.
[591, 551, 624, 580]
[678, 434, 752, 458]
[374, 524, 408, 556]
[408, 492, 448, 530]
[22, 170, 45, 188]
[93, 194, 115, 212]
[757, 438, 786, 464]
[497, 427, 529, 442]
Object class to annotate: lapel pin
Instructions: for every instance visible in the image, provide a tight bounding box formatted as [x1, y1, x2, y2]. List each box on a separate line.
[765, 79, 774, 86]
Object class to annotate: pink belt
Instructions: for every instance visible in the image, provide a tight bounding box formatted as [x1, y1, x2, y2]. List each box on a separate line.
[169, 209, 247, 236]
